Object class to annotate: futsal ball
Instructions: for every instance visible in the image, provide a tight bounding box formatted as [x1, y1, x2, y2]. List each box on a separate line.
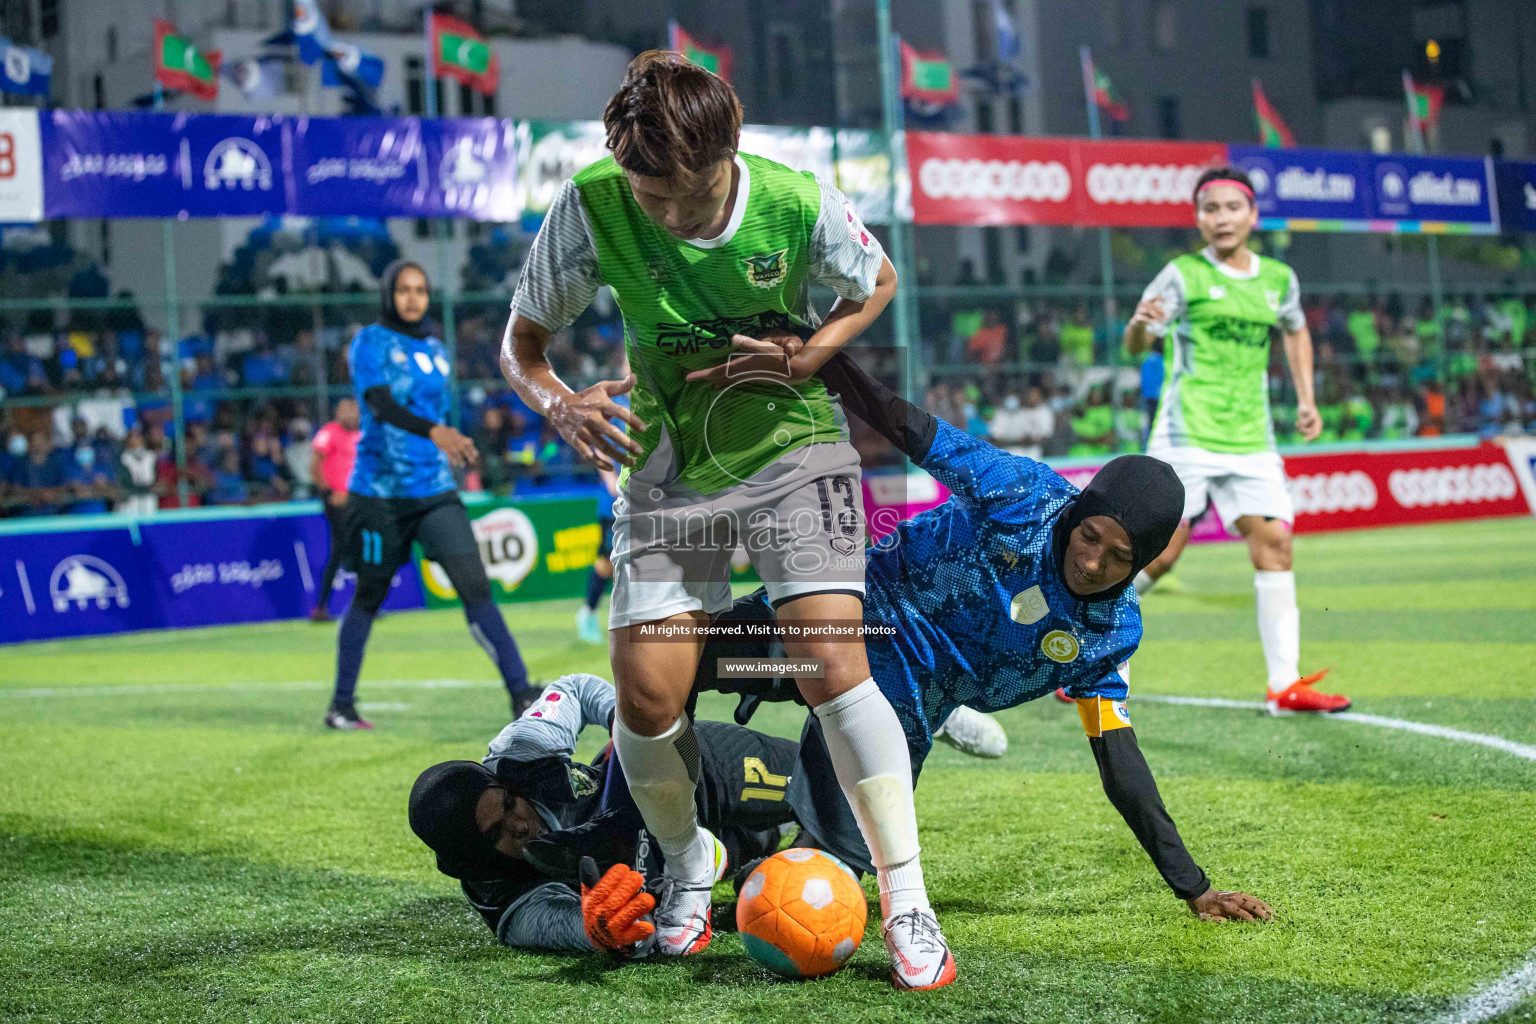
[736, 848, 867, 978]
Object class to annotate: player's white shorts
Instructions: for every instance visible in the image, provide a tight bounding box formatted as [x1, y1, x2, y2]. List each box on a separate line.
[609, 441, 866, 630]
[1146, 442, 1294, 531]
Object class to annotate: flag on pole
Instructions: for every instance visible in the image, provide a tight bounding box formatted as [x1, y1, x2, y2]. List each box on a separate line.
[292, 0, 385, 88]
[1252, 78, 1295, 148]
[1406, 78, 1444, 130]
[990, 0, 1021, 63]
[153, 19, 220, 101]
[0, 37, 51, 96]
[899, 40, 960, 106]
[1080, 48, 1128, 123]
[227, 56, 282, 101]
[428, 12, 498, 95]
[668, 20, 732, 81]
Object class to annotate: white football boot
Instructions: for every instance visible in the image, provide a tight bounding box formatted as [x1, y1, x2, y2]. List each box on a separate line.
[933, 705, 1007, 759]
[651, 829, 727, 956]
[883, 906, 957, 990]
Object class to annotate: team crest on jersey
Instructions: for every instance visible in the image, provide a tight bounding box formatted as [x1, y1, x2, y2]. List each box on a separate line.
[742, 249, 789, 289]
[1264, 288, 1282, 311]
[1041, 629, 1080, 663]
[1009, 585, 1048, 625]
[1208, 285, 1227, 300]
[647, 259, 669, 285]
[390, 349, 408, 365]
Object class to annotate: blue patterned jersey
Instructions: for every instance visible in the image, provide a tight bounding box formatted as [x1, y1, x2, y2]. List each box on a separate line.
[347, 324, 456, 499]
[863, 420, 1142, 759]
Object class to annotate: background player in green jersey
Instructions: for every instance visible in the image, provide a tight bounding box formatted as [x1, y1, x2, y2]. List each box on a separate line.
[1124, 167, 1350, 716]
[499, 52, 955, 989]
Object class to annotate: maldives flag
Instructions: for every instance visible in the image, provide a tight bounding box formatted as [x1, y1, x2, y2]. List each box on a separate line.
[1407, 80, 1445, 129]
[668, 20, 732, 81]
[1252, 78, 1296, 148]
[429, 12, 498, 95]
[1091, 68, 1129, 122]
[153, 19, 220, 101]
[899, 41, 959, 106]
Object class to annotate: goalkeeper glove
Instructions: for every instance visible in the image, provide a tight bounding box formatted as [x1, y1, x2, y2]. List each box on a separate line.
[580, 856, 656, 954]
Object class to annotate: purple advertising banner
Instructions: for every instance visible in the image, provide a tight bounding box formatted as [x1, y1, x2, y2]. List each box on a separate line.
[287, 115, 423, 217]
[0, 510, 422, 644]
[414, 117, 518, 220]
[42, 111, 287, 219]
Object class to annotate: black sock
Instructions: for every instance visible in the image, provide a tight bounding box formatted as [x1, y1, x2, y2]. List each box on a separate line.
[331, 604, 375, 710]
[464, 598, 530, 694]
[584, 570, 609, 611]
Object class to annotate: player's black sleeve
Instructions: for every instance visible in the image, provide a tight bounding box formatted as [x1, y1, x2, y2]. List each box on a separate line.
[362, 384, 437, 438]
[1089, 728, 1210, 900]
[817, 352, 937, 463]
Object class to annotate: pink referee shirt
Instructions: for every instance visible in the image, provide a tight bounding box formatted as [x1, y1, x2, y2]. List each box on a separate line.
[312, 421, 360, 494]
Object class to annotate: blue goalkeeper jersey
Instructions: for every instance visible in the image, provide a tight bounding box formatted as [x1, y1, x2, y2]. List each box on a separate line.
[347, 323, 456, 499]
[863, 420, 1142, 756]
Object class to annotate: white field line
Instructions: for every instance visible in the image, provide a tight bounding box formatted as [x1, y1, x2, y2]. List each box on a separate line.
[1136, 694, 1536, 762]
[0, 679, 500, 698]
[1139, 692, 1536, 1022]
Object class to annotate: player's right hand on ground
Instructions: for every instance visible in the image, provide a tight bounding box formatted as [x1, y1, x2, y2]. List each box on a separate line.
[580, 856, 656, 953]
[551, 376, 648, 471]
[1186, 887, 1272, 923]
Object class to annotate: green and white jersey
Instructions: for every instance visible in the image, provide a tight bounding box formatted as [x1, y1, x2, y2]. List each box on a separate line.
[510, 152, 885, 496]
[1142, 247, 1304, 455]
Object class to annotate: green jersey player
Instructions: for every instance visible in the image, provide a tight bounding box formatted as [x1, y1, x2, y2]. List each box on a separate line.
[1125, 167, 1348, 715]
[499, 51, 954, 989]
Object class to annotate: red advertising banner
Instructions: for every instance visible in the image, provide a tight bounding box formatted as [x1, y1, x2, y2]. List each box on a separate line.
[1282, 442, 1530, 533]
[907, 132, 1227, 228]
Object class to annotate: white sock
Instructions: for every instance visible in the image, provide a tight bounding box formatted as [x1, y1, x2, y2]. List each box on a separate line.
[613, 711, 712, 882]
[813, 678, 931, 920]
[1134, 570, 1157, 596]
[1254, 570, 1301, 692]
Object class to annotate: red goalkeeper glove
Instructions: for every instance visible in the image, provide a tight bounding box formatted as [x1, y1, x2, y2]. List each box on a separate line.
[580, 856, 656, 953]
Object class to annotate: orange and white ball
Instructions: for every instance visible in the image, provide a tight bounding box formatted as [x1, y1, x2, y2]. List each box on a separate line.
[736, 848, 868, 978]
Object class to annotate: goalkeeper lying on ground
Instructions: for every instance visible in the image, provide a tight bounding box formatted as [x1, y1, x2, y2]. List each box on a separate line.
[407, 672, 1001, 951]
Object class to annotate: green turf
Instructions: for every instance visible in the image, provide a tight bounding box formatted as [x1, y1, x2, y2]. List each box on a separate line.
[2, 517, 1534, 1023]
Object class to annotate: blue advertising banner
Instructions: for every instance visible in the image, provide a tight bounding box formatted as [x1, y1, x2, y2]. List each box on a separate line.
[42, 111, 288, 220]
[1368, 153, 1495, 228]
[1495, 160, 1536, 234]
[0, 510, 421, 644]
[288, 116, 422, 217]
[1228, 145, 1372, 222]
[416, 117, 518, 221]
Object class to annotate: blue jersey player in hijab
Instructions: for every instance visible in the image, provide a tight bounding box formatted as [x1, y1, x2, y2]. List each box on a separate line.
[326, 260, 535, 730]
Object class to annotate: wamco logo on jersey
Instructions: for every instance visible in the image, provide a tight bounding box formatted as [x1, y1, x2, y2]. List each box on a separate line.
[917, 158, 1072, 202]
[49, 555, 129, 612]
[204, 138, 273, 192]
[1085, 162, 1203, 205]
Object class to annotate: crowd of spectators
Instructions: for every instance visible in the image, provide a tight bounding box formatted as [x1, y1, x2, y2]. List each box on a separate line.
[2, 221, 1533, 517]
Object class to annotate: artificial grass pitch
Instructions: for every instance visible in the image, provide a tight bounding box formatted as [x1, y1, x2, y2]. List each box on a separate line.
[2, 517, 1534, 1023]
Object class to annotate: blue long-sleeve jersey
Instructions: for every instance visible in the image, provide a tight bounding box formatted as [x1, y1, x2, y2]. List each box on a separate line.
[347, 323, 456, 499]
[862, 419, 1142, 759]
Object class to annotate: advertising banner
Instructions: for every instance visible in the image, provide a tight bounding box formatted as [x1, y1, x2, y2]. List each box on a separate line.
[288, 116, 423, 217]
[42, 111, 287, 219]
[1228, 144, 1372, 224]
[512, 119, 609, 231]
[1367, 153, 1496, 230]
[0, 509, 421, 644]
[908, 132, 1225, 228]
[418, 496, 600, 607]
[415, 117, 519, 221]
[0, 108, 42, 222]
[1495, 160, 1536, 234]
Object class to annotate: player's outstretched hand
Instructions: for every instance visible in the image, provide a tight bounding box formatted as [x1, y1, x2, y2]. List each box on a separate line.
[580, 856, 656, 954]
[551, 376, 648, 471]
[1186, 887, 1272, 923]
[428, 424, 480, 468]
[685, 332, 808, 386]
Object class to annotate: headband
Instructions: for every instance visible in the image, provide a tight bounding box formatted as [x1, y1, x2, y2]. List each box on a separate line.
[1196, 178, 1255, 202]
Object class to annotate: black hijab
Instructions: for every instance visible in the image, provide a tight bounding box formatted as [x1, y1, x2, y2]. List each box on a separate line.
[1052, 454, 1185, 603]
[408, 760, 522, 880]
[378, 259, 431, 340]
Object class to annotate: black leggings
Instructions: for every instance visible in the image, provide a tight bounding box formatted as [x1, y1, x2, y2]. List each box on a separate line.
[348, 494, 491, 615]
